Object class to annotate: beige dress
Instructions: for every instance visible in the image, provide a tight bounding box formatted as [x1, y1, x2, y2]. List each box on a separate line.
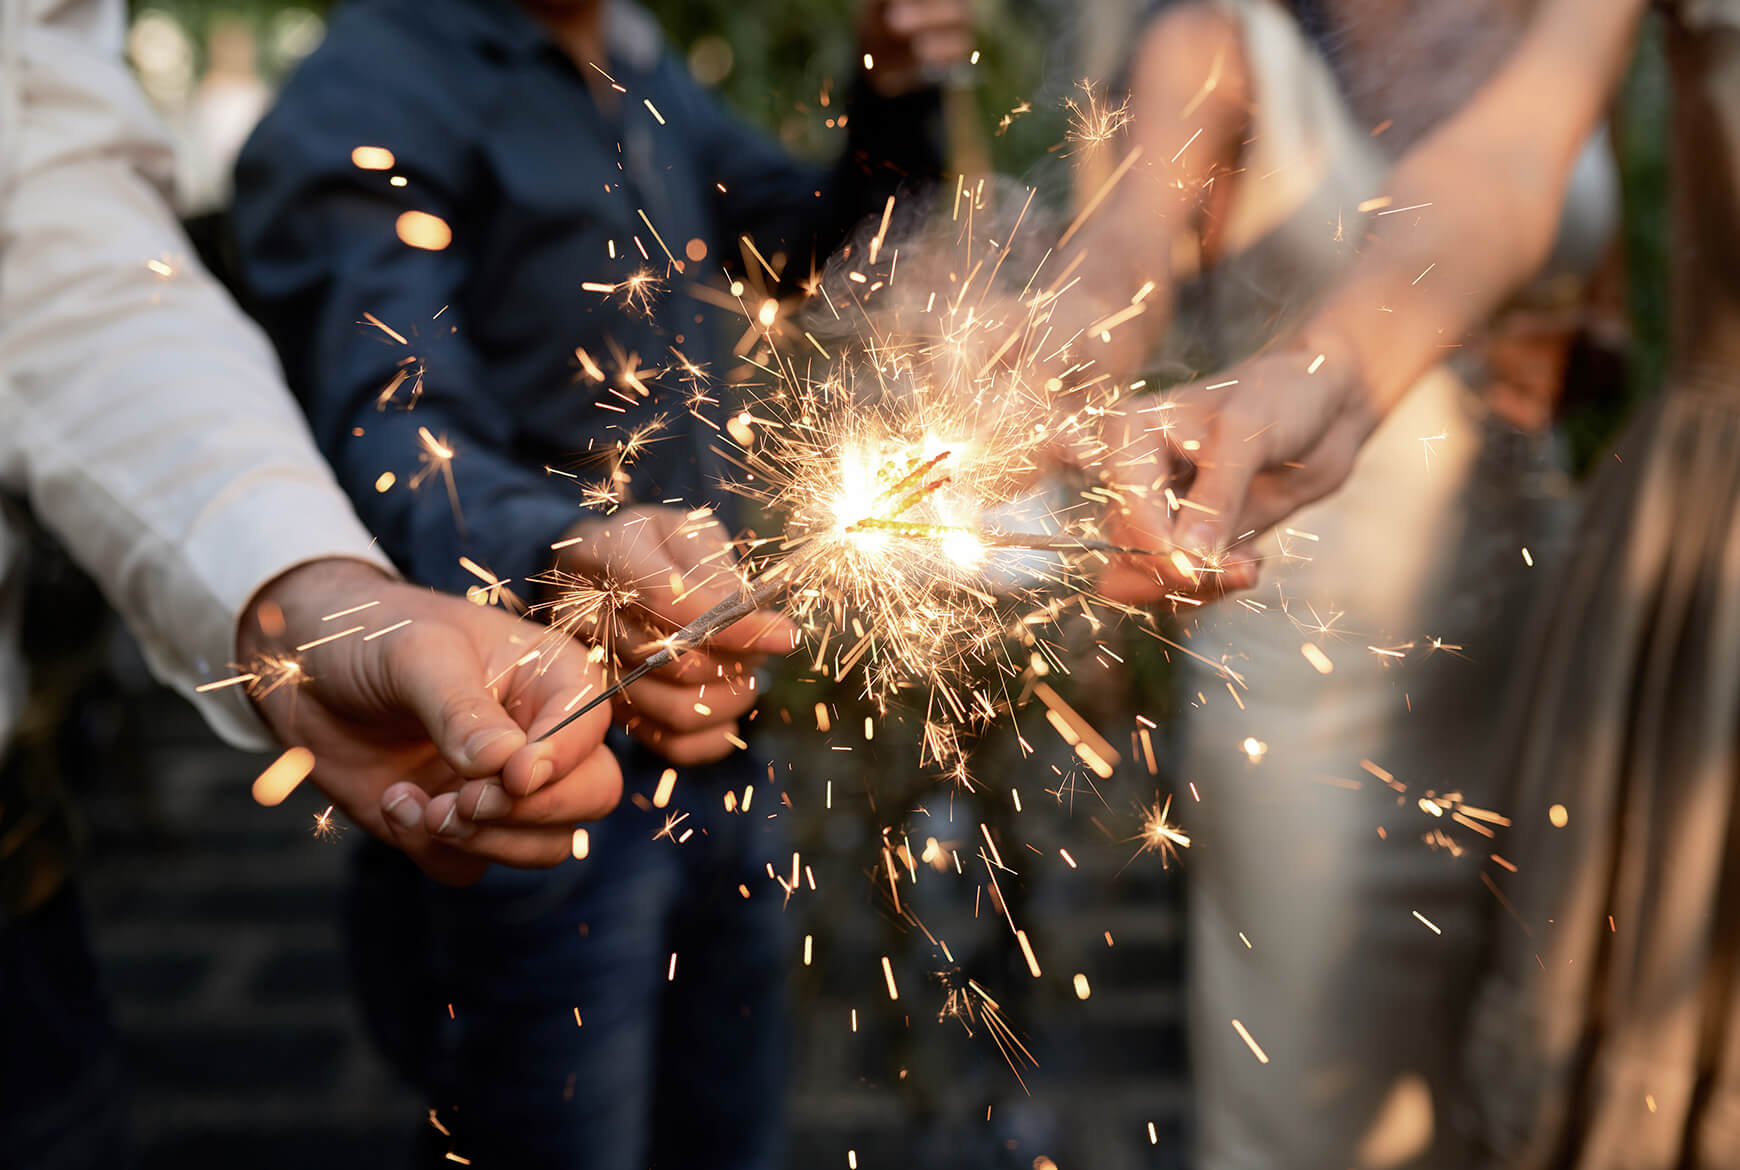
[1135, 3, 1615, 1168]
[1462, 5, 1740, 1167]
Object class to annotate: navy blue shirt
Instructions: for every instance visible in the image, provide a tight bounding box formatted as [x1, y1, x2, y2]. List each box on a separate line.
[234, 0, 942, 596]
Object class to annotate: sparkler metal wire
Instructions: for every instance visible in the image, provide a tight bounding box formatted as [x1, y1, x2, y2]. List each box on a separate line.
[533, 527, 1169, 744]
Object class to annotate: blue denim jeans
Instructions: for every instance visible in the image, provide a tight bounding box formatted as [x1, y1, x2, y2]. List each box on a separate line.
[0, 884, 132, 1170]
[348, 740, 788, 1169]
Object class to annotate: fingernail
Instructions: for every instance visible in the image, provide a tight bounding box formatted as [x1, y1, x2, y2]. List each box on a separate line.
[1181, 523, 1217, 552]
[383, 791, 421, 831]
[433, 800, 474, 840]
[463, 727, 518, 766]
[527, 760, 554, 791]
[470, 783, 512, 821]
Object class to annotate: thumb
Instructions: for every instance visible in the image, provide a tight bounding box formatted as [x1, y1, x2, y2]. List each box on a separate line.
[660, 512, 737, 576]
[382, 624, 528, 779]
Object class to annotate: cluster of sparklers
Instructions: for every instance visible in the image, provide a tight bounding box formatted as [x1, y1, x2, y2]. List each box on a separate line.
[528, 164, 1194, 775]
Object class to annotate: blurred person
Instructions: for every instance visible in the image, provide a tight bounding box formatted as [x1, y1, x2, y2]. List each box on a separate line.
[0, 0, 621, 1166]
[177, 17, 272, 215]
[1051, 0, 1637, 1166]
[1461, 4, 1740, 1166]
[231, 0, 969, 1164]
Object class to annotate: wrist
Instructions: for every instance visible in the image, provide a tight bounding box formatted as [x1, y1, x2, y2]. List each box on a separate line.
[237, 557, 398, 661]
[1294, 318, 1373, 413]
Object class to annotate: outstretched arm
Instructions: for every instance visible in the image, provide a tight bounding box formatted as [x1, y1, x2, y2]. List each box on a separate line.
[1102, 0, 1649, 601]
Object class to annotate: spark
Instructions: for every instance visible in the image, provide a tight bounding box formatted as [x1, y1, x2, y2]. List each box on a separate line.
[252, 746, 315, 807]
[1127, 794, 1191, 868]
[585, 269, 664, 318]
[311, 805, 346, 841]
[245, 654, 305, 701]
[1062, 80, 1132, 153]
[995, 100, 1032, 136]
[412, 426, 465, 533]
[1231, 1019, 1270, 1064]
[1419, 431, 1447, 469]
[932, 964, 1039, 1092]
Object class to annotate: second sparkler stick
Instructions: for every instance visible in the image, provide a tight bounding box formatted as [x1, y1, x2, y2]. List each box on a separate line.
[533, 552, 809, 744]
[533, 529, 1170, 744]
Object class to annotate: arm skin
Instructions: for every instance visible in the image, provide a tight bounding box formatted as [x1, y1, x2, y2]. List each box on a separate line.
[1098, 0, 1650, 601]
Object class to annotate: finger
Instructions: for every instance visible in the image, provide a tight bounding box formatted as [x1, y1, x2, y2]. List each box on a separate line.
[381, 626, 529, 780]
[1100, 400, 1182, 565]
[378, 782, 489, 886]
[1161, 395, 1260, 572]
[625, 718, 744, 767]
[687, 606, 798, 657]
[640, 517, 803, 651]
[887, 0, 971, 33]
[659, 513, 734, 571]
[1234, 425, 1362, 541]
[423, 791, 584, 868]
[1218, 552, 1262, 593]
[1099, 409, 1197, 595]
[645, 571, 800, 654]
[911, 28, 974, 67]
[613, 619, 766, 684]
[660, 647, 763, 687]
[1097, 556, 1172, 605]
[620, 671, 761, 734]
[1173, 452, 1258, 569]
[469, 758, 622, 828]
[498, 643, 614, 798]
[450, 748, 623, 828]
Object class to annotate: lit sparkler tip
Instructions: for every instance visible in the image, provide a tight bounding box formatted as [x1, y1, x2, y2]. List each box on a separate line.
[312, 805, 346, 841]
[1129, 794, 1191, 868]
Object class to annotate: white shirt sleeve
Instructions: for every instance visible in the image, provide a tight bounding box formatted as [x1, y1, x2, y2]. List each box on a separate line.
[0, 0, 396, 750]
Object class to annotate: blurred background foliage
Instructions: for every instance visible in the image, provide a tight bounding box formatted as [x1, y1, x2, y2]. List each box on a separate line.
[126, 0, 1072, 173]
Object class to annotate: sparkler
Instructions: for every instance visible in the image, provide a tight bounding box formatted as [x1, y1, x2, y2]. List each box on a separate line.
[1127, 794, 1191, 868]
[530, 521, 1169, 744]
[522, 162, 1202, 782]
[534, 558, 797, 741]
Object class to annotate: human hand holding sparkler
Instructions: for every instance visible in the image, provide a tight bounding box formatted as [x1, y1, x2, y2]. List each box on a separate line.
[1097, 341, 1373, 602]
[553, 505, 799, 766]
[857, 0, 975, 95]
[240, 561, 621, 886]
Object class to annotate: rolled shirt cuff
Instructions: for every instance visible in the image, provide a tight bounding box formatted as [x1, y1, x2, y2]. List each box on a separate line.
[145, 467, 397, 752]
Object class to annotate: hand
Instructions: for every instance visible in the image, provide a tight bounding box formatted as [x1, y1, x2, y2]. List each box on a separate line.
[239, 560, 621, 886]
[554, 505, 799, 766]
[858, 0, 974, 97]
[1096, 340, 1378, 603]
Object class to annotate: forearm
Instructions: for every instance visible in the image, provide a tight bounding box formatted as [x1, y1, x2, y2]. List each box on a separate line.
[1298, 0, 1648, 417]
[236, 558, 398, 663]
[1055, 0, 1249, 390]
